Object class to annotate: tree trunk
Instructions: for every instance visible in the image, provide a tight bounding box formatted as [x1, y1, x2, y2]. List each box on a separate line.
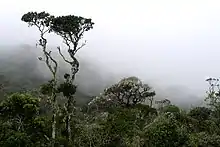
[52, 113, 56, 147]
[51, 83, 57, 147]
[150, 99, 153, 107]
[65, 97, 73, 144]
[67, 114, 72, 143]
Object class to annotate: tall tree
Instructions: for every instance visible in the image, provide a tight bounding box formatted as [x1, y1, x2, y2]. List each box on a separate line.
[51, 15, 94, 143]
[21, 11, 58, 146]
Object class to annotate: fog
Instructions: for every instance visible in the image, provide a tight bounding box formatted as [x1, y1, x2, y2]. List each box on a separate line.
[1, 0, 220, 107]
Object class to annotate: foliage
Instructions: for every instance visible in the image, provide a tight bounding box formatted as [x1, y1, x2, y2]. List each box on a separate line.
[188, 132, 220, 147]
[21, 11, 53, 28]
[1, 132, 32, 147]
[0, 93, 50, 146]
[0, 93, 40, 121]
[143, 114, 189, 147]
[51, 15, 94, 36]
[188, 107, 212, 121]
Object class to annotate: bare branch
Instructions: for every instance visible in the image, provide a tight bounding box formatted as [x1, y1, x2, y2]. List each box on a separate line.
[64, 39, 71, 51]
[75, 40, 86, 53]
[57, 46, 71, 64]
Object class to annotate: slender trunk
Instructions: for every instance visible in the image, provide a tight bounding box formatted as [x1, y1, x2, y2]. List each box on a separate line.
[38, 28, 58, 147]
[67, 114, 72, 143]
[150, 98, 153, 108]
[66, 97, 73, 144]
[51, 78, 57, 147]
[52, 113, 56, 147]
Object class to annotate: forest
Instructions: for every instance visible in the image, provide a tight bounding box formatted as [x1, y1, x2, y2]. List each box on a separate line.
[0, 11, 220, 147]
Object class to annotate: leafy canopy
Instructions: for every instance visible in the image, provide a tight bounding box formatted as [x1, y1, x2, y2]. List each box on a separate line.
[51, 15, 94, 41]
[89, 76, 156, 109]
[0, 93, 40, 120]
[21, 11, 54, 30]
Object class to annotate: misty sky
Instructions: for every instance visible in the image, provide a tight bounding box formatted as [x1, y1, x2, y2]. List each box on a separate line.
[1, 0, 220, 101]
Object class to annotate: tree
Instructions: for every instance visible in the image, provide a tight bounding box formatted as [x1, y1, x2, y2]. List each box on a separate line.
[205, 77, 220, 125]
[143, 114, 189, 147]
[162, 105, 180, 114]
[102, 107, 140, 147]
[155, 99, 171, 112]
[205, 78, 220, 110]
[0, 93, 50, 146]
[89, 77, 155, 110]
[21, 11, 95, 145]
[0, 93, 40, 126]
[188, 107, 212, 121]
[21, 11, 58, 146]
[51, 14, 94, 82]
[51, 15, 94, 143]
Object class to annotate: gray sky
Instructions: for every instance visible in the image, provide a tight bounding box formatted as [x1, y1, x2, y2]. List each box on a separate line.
[1, 0, 220, 103]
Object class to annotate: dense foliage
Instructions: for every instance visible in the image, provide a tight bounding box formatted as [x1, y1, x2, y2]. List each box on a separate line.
[0, 11, 220, 147]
